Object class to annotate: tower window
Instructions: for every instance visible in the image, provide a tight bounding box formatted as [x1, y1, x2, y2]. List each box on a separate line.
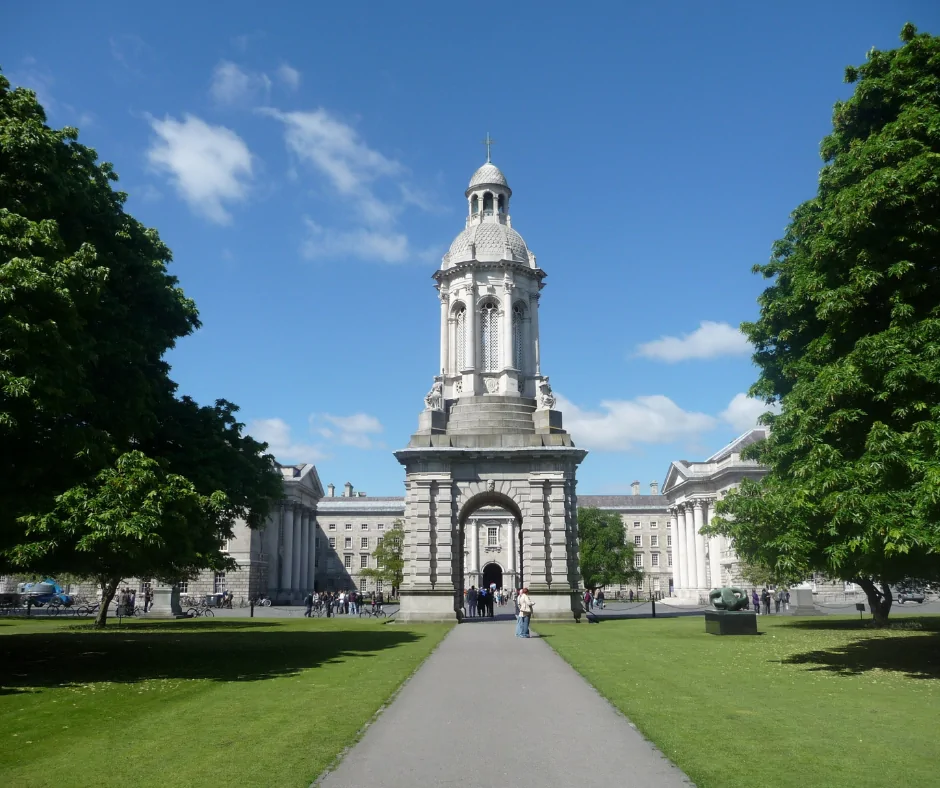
[470, 195, 479, 215]
[497, 194, 505, 214]
[480, 301, 499, 372]
[482, 193, 494, 215]
[512, 303, 524, 369]
[455, 306, 466, 371]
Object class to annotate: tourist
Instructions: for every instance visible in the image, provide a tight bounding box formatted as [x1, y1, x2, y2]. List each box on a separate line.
[628, 588, 634, 603]
[751, 589, 760, 614]
[376, 590, 384, 614]
[516, 586, 533, 638]
[304, 592, 313, 617]
[584, 589, 593, 611]
[349, 590, 357, 615]
[596, 589, 605, 610]
[467, 586, 477, 618]
[143, 588, 152, 612]
[477, 586, 487, 617]
[486, 587, 495, 617]
[325, 592, 333, 618]
[784, 590, 790, 611]
[761, 588, 771, 615]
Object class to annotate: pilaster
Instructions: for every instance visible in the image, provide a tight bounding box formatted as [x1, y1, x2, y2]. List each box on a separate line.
[280, 503, 294, 595]
[693, 500, 707, 593]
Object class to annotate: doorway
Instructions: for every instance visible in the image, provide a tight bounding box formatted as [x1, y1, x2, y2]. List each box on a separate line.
[482, 562, 503, 591]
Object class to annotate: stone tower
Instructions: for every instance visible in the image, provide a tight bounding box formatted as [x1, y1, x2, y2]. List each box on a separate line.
[394, 156, 586, 622]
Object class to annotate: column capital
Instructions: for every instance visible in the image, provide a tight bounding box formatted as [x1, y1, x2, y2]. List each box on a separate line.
[693, 498, 708, 511]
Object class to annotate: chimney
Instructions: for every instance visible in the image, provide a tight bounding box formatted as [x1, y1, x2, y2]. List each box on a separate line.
[344, 481, 354, 498]
[631, 480, 640, 496]
[327, 483, 335, 498]
[650, 480, 659, 495]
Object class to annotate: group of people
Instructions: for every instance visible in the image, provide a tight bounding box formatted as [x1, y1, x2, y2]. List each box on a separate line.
[582, 589, 605, 611]
[465, 585, 514, 617]
[115, 587, 139, 616]
[303, 590, 385, 617]
[750, 587, 789, 614]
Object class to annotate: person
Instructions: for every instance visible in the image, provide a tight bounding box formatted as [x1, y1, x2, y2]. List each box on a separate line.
[143, 588, 152, 613]
[376, 590, 384, 614]
[349, 590, 357, 615]
[303, 592, 313, 617]
[583, 589, 593, 611]
[477, 586, 487, 617]
[751, 588, 760, 614]
[325, 591, 333, 618]
[784, 589, 790, 611]
[761, 588, 771, 615]
[516, 587, 533, 637]
[596, 589, 605, 610]
[467, 586, 477, 618]
[629, 588, 634, 603]
[486, 587, 495, 618]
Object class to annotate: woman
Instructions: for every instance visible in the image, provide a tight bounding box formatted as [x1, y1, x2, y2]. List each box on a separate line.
[516, 587, 533, 638]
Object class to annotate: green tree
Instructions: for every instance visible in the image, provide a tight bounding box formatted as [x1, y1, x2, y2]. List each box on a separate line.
[360, 522, 404, 593]
[706, 24, 940, 626]
[14, 451, 230, 627]
[578, 507, 642, 590]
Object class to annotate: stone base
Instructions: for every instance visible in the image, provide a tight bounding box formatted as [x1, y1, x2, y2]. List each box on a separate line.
[533, 409, 564, 434]
[527, 590, 582, 622]
[790, 587, 822, 616]
[145, 586, 188, 619]
[705, 610, 758, 635]
[397, 591, 462, 623]
[416, 409, 447, 435]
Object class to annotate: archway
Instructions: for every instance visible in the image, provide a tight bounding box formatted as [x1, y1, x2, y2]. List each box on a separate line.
[481, 562, 503, 590]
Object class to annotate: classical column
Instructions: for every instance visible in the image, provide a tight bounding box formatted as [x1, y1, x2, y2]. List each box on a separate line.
[501, 283, 514, 370]
[265, 504, 281, 596]
[291, 505, 302, 596]
[677, 505, 689, 591]
[669, 508, 681, 594]
[529, 293, 541, 375]
[684, 503, 699, 591]
[507, 520, 516, 574]
[307, 520, 317, 592]
[439, 289, 449, 375]
[298, 509, 309, 592]
[465, 286, 477, 371]
[693, 500, 708, 592]
[469, 520, 480, 578]
[280, 504, 294, 593]
[706, 498, 722, 590]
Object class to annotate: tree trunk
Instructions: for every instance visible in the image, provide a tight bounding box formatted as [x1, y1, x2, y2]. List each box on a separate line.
[857, 576, 892, 627]
[95, 577, 120, 629]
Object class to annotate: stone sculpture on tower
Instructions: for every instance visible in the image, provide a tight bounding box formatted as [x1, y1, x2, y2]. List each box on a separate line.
[394, 152, 587, 622]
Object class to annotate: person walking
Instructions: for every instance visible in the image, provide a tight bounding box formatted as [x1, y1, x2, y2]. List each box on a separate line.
[596, 589, 605, 610]
[467, 586, 477, 618]
[303, 592, 314, 617]
[784, 590, 790, 611]
[486, 587, 495, 618]
[761, 588, 771, 615]
[583, 589, 593, 612]
[629, 588, 634, 603]
[516, 587, 533, 637]
[326, 591, 333, 618]
[751, 588, 760, 614]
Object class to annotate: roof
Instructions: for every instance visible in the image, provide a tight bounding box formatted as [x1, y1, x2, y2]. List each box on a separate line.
[704, 427, 769, 463]
[316, 496, 405, 515]
[578, 495, 670, 511]
[468, 162, 509, 190]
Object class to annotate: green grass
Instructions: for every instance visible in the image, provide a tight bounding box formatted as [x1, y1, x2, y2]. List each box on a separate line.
[0, 617, 452, 788]
[538, 615, 940, 788]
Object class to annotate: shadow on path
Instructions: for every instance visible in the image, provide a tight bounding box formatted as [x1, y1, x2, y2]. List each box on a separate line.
[0, 620, 425, 695]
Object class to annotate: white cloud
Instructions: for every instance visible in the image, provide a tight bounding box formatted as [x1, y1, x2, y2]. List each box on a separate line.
[556, 393, 717, 452]
[636, 321, 751, 363]
[147, 114, 253, 224]
[313, 413, 385, 449]
[210, 60, 272, 106]
[248, 418, 326, 463]
[277, 63, 301, 90]
[301, 219, 438, 265]
[720, 393, 779, 433]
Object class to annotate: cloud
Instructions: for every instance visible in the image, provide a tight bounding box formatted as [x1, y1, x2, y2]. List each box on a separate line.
[277, 63, 301, 90]
[248, 418, 327, 463]
[210, 60, 272, 106]
[8, 57, 56, 113]
[147, 114, 253, 224]
[720, 393, 779, 433]
[301, 219, 438, 264]
[313, 412, 385, 449]
[636, 321, 751, 363]
[556, 393, 717, 451]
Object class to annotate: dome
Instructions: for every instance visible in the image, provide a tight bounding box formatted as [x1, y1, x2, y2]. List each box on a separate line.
[443, 222, 531, 267]
[468, 162, 509, 190]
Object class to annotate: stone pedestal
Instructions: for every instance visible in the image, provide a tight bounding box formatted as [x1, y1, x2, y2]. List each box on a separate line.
[417, 409, 447, 434]
[145, 585, 187, 619]
[533, 409, 563, 434]
[790, 587, 821, 616]
[705, 610, 758, 635]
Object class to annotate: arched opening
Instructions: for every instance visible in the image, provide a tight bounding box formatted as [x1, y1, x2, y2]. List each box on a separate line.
[497, 193, 506, 214]
[482, 562, 503, 590]
[470, 195, 479, 215]
[480, 300, 499, 372]
[482, 192, 494, 215]
[512, 302, 525, 370]
[453, 304, 466, 372]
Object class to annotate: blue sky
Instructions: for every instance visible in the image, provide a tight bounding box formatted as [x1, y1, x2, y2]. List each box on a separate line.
[5, 2, 938, 495]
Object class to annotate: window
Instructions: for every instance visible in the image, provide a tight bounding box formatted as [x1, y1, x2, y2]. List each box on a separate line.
[360, 554, 369, 569]
[329, 537, 336, 549]
[329, 523, 336, 531]
[345, 523, 352, 531]
[214, 572, 226, 592]
[634, 521, 641, 528]
[455, 307, 466, 371]
[480, 300, 499, 371]
[667, 534, 672, 547]
[650, 535, 659, 547]
[470, 195, 479, 215]
[178, 580, 189, 594]
[667, 552, 673, 567]
[487, 526, 499, 546]
[651, 553, 660, 567]
[361, 537, 369, 549]
[634, 535, 642, 547]
[344, 537, 352, 549]
[512, 303, 524, 369]
[634, 554, 644, 568]
[315, 537, 320, 549]
[377, 581, 384, 592]
[482, 192, 494, 215]
[361, 523, 368, 530]
[651, 521, 658, 529]
[139, 578, 152, 594]
[378, 523, 385, 531]
[377, 536, 384, 547]
[344, 555, 352, 569]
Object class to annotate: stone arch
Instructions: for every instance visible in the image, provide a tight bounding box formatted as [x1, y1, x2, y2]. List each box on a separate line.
[458, 489, 522, 526]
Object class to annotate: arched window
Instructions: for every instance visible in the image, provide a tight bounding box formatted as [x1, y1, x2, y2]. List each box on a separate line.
[512, 303, 524, 369]
[470, 195, 479, 215]
[497, 194, 505, 214]
[482, 193, 494, 215]
[455, 306, 466, 371]
[480, 300, 499, 371]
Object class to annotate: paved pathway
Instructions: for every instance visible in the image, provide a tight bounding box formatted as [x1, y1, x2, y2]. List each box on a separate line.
[316, 620, 691, 788]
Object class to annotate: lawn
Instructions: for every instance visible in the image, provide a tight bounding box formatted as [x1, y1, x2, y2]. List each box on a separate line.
[538, 614, 940, 788]
[0, 617, 452, 788]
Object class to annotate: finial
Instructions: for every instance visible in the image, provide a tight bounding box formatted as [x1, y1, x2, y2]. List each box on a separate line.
[482, 131, 495, 163]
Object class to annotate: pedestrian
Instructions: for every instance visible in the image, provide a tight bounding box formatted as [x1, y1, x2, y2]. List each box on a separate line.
[467, 586, 477, 617]
[596, 589, 605, 610]
[326, 591, 333, 618]
[486, 588, 495, 618]
[751, 588, 760, 614]
[349, 590, 357, 615]
[629, 588, 634, 603]
[143, 588, 152, 612]
[583, 589, 593, 611]
[784, 590, 790, 611]
[761, 588, 771, 615]
[303, 592, 313, 617]
[477, 586, 487, 617]
[516, 586, 534, 637]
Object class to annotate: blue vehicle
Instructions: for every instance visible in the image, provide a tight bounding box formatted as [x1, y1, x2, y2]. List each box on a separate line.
[16, 579, 74, 607]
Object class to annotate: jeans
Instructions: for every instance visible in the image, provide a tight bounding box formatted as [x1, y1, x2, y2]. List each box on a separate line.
[516, 614, 530, 637]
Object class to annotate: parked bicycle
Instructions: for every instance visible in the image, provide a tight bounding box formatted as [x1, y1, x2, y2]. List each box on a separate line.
[186, 606, 215, 618]
[359, 605, 387, 619]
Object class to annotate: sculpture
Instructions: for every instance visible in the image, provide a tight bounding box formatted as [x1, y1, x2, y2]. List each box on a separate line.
[537, 376, 556, 410]
[424, 379, 443, 411]
[709, 586, 749, 612]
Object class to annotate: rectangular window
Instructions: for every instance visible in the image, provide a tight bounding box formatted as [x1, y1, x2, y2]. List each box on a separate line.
[344, 537, 352, 549]
[345, 523, 352, 530]
[377, 581, 384, 592]
[634, 554, 644, 568]
[214, 572, 226, 592]
[487, 527, 499, 546]
[667, 534, 672, 547]
[634, 535, 642, 547]
[328, 523, 336, 531]
[377, 536, 384, 547]
[361, 537, 369, 549]
[178, 580, 189, 594]
[634, 521, 641, 528]
[362, 523, 369, 530]
[139, 578, 152, 594]
[329, 537, 336, 549]
[667, 552, 673, 567]
[344, 555, 352, 569]
[650, 535, 659, 547]
[378, 523, 384, 531]
[650, 521, 658, 529]
[651, 553, 660, 567]
[360, 554, 369, 569]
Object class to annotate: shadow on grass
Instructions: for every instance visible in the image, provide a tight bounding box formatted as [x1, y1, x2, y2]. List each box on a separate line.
[0, 619, 426, 695]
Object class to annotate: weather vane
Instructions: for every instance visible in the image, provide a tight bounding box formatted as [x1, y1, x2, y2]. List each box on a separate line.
[482, 131, 495, 163]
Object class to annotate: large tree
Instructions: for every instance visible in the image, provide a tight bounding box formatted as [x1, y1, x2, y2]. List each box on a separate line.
[578, 507, 642, 591]
[360, 522, 404, 594]
[707, 24, 940, 625]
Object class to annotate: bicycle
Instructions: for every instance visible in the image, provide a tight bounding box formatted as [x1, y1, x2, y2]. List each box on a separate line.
[186, 606, 215, 618]
[359, 605, 387, 619]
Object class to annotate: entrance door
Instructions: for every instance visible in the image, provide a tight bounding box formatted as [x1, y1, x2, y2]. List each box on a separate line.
[481, 563, 503, 590]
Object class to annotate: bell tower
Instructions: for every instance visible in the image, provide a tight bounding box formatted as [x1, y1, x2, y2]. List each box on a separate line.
[395, 151, 586, 623]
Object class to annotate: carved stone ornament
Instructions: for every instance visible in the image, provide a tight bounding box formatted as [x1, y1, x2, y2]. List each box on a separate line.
[424, 378, 444, 411]
[487, 479, 496, 492]
[537, 376, 556, 410]
[484, 377, 498, 394]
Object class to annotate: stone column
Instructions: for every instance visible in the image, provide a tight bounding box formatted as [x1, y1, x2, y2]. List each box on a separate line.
[501, 283, 514, 370]
[291, 505, 302, 598]
[265, 504, 281, 596]
[469, 520, 479, 578]
[465, 286, 477, 371]
[669, 508, 681, 594]
[677, 505, 689, 591]
[281, 503, 294, 594]
[693, 500, 708, 593]
[706, 499, 722, 589]
[307, 520, 316, 593]
[432, 479, 455, 596]
[507, 520, 516, 574]
[529, 293, 541, 375]
[147, 584, 185, 618]
[298, 509, 309, 592]
[410, 479, 435, 590]
[684, 503, 699, 592]
[439, 290, 449, 375]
